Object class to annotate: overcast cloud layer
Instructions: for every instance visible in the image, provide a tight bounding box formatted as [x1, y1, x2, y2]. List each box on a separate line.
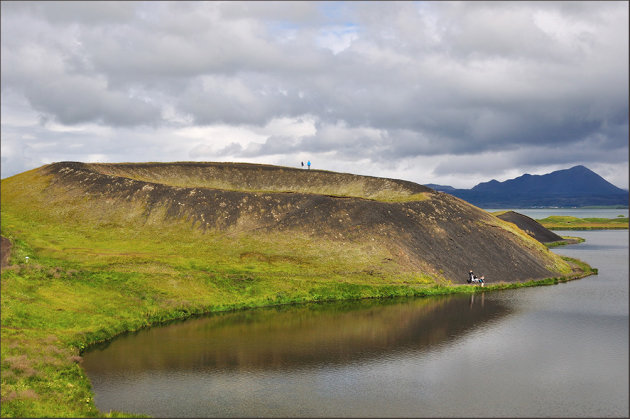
[1, 1, 628, 188]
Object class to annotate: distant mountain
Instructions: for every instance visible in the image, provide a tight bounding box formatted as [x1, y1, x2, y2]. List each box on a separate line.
[425, 166, 628, 208]
[423, 183, 456, 192]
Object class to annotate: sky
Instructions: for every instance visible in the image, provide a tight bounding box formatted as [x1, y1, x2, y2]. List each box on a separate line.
[1, 1, 628, 189]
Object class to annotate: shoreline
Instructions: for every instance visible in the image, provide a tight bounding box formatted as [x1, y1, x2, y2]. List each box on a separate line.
[75, 255, 595, 353]
[545, 236, 585, 248]
[0, 251, 595, 417]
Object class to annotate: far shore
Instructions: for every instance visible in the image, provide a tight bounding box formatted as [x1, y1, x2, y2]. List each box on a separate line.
[537, 215, 628, 230]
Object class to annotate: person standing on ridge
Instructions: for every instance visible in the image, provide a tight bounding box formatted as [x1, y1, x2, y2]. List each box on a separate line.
[307, 160, 311, 170]
[301, 161, 304, 168]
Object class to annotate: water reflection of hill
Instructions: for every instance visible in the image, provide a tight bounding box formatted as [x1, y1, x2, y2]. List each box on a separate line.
[83, 295, 510, 375]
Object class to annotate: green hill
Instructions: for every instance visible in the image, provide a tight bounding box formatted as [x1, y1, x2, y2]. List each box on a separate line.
[1, 161, 592, 417]
[2, 161, 574, 283]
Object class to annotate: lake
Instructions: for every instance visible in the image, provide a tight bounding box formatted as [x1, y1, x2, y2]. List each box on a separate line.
[83, 230, 628, 417]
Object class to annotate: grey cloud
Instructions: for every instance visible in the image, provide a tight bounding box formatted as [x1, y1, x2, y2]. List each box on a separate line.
[213, 121, 388, 160]
[1, 1, 627, 186]
[511, 134, 629, 168]
[219, 136, 299, 158]
[2, 1, 136, 25]
[76, 3, 331, 84]
[210, 142, 245, 158]
[6, 1, 626, 136]
[432, 133, 629, 179]
[23, 74, 161, 126]
[177, 76, 293, 126]
[218, 1, 322, 24]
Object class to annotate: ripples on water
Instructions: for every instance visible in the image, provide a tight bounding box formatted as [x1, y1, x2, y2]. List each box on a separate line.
[83, 230, 628, 417]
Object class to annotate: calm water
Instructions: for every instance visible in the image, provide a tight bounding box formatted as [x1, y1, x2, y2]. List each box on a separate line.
[83, 230, 628, 417]
[483, 208, 628, 219]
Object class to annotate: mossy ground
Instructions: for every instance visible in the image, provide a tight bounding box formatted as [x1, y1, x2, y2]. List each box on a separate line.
[545, 236, 586, 248]
[1, 202, 440, 417]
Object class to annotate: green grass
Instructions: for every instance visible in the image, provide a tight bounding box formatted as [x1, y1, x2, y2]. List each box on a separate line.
[545, 236, 586, 248]
[0, 223, 595, 417]
[537, 216, 628, 230]
[0, 200, 439, 417]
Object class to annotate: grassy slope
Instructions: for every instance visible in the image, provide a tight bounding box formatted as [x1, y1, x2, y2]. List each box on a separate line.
[0, 168, 594, 417]
[538, 215, 629, 230]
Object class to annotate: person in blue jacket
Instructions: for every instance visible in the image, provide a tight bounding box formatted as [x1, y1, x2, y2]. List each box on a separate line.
[307, 160, 311, 170]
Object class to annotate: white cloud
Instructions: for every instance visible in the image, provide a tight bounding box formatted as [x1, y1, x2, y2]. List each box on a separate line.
[316, 25, 358, 54]
[86, 153, 109, 163]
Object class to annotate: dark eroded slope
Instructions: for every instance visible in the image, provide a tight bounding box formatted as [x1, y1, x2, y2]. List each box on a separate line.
[496, 211, 563, 243]
[6, 162, 570, 284]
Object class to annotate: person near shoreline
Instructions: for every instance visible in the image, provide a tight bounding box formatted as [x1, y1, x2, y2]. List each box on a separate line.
[468, 270, 485, 286]
[307, 160, 311, 169]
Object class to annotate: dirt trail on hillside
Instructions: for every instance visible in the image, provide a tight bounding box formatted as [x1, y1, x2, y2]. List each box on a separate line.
[1, 236, 11, 268]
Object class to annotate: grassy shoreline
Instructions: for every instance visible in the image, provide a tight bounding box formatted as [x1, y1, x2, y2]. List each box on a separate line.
[1, 234, 596, 417]
[537, 215, 628, 230]
[544, 236, 585, 248]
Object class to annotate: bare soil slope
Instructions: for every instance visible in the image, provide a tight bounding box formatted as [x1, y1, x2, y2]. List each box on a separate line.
[4, 161, 570, 284]
[496, 211, 564, 243]
[1, 236, 10, 269]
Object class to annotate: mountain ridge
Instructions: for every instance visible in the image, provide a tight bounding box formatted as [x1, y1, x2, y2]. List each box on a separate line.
[425, 165, 628, 208]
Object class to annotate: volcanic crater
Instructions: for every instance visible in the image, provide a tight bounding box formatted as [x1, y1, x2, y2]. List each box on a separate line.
[5, 161, 571, 284]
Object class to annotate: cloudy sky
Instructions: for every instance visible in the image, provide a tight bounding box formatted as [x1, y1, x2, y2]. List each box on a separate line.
[1, 1, 628, 188]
